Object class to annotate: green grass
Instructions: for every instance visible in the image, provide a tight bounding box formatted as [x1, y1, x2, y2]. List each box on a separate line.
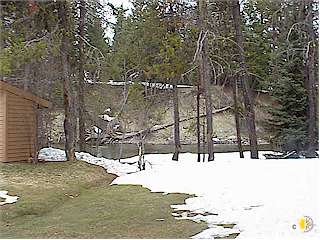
[0, 161, 206, 238]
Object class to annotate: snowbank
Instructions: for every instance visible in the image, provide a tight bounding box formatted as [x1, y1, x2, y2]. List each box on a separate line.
[39, 148, 320, 239]
[39, 147, 138, 176]
[0, 191, 19, 205]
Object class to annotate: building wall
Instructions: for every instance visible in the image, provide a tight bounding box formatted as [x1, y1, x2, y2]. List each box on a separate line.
[0, 90, 6, 161]
[5, 92, 36, 162]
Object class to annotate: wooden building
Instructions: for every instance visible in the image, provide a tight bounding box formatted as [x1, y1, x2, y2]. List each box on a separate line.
[0, 81, 51, 162]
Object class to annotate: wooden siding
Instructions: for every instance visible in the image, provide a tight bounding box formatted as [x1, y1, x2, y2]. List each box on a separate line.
[5, 92, 36, 162]
[0, 81, 51, 108]
[0, 90, 5, 161]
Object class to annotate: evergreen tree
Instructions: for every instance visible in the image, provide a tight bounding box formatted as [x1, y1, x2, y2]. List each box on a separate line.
[266, 61, 308, 151]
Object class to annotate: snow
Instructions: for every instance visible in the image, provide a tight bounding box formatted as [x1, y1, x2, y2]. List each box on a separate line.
[114, 152, 320, 239]
[39, 148, 320, 239]
[93, 126, 103, 134]
[0, 191, 19, 205]
[105, 80, 194, 89]
[39, 148, 138, 176]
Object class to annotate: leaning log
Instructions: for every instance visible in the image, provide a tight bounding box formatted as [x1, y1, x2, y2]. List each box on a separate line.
[105, 106, 231, 142]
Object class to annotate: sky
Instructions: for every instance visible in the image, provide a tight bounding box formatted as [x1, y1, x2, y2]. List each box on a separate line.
[101, 0, 133, 40]
[106, 0, 132, 10]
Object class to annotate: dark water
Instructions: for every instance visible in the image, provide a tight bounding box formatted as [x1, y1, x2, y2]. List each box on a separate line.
[82, 143, 273, 160]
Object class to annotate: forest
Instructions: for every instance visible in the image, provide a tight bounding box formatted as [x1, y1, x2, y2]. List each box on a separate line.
[1, 0, 319, 239]
[0, 0, 318, 163]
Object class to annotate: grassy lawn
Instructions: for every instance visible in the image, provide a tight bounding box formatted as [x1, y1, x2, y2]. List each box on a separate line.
[0, 160, 206, 238]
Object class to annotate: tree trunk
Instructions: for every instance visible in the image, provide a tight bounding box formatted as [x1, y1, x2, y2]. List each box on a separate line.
[138, 141, 146, 170]
[233, 75, 244, 158]
[23, 15, 34, 91]
[304, 0, 317, 157]
[78, 0, 86, 152]
[199, 0, 214, 161]
[172, 82, 181, 161]
[197, 84, 201, 162]
[202, 114, 206, 162]
[59, 1, 76, 161]
[231, 0, 258, 159]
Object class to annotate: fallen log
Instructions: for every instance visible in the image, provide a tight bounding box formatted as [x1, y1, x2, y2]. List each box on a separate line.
[104, 106, 231, 142]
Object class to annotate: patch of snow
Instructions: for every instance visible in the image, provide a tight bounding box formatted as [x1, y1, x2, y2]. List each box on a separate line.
[177, 84, 193, 88]
[38, 148, 138, 176]
[93, 126, 103, 134]
[99, 114, 114, 122]
[39, 147, 67, 161]
[106, 80, 194, 89]
[39, 148, 320, 239]
[0, 191, 19, 205]
[212, 137, 221, 143]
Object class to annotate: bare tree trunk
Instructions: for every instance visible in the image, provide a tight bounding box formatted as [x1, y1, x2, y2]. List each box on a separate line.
[231, 0, 258, 159]
[96, 130, 101, 157]
[202, 114, 206, 162]
[197, 85, 201, 162]
[199, 0, 214, 161]
[304, 0, 317, 157]
[172, 82, 181, 161]
[233, 75, 244, 158]
[78, 0, 86, 152]
[138, 140, 145, 170]
[59, 1, 76, 161]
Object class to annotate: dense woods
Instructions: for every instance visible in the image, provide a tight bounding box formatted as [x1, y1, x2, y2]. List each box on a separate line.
[0, 0, 318, 160]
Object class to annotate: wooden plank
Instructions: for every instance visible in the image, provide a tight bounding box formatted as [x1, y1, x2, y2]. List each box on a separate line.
[7, 156, 30, 161]
[7, 125, 33, 130]
[7, 99, 34, 105]
[7, 99, 33, 105]
[7, 124, 33, 129]
[7, 118, 33, 124]
[7, 143, 34, 148]
[0, 89, 4, 162]
[6, 117, 33, 122]
[7, 153, 31, 159]
[7, 122, 32, 127]
[7, 106, 34, 112]
[7, 147, 32, 152]
[7, 138, 33, 143]
[7, 149, 31, 154]
[7, 133, 33, 138]
[7, 138, 34, 143]
[7, 141, 34, 146]
[7, 112, 33, 117]
[7, 150, 32, 155]
[6, 158, 29, 162]
[4, 90, 7, 160]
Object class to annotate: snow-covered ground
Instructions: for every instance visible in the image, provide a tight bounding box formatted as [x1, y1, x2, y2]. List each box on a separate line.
[39, 148, 320, 239]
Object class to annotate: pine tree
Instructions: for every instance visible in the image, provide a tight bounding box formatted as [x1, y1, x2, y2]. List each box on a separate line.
[266, 60, 308, 151]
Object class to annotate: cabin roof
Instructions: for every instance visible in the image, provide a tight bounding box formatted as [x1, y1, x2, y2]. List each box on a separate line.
[0, 80, 52, 108]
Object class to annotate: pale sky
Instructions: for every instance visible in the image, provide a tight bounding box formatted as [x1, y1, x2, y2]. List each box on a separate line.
[106, 0, 133, 9]
[102, 0, 133, 40]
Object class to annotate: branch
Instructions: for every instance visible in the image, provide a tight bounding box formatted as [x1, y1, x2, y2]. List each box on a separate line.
[24, 24, 59, 48]
[77, 34, 105, 59]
